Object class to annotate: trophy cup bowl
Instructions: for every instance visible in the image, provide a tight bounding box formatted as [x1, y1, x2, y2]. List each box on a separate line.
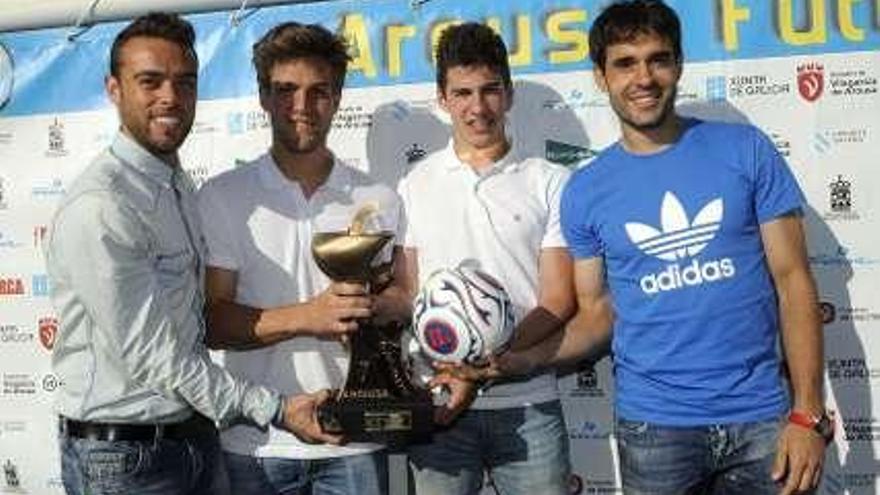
[312, 230, 433, 446]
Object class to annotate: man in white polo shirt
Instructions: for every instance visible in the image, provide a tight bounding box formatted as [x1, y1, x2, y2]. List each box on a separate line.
[396, 23, 575, 495]
[197, 22, 408, 494]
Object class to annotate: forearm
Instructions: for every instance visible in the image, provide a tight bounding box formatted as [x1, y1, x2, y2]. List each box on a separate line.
[205, 300, 312, 350]
[778, 270, 824, 412]
[507, 297, 612, 376]
[508, 306, 568, 352]
[158, 344, 280, 428]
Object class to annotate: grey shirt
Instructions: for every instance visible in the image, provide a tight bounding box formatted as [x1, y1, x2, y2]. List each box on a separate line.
[47, 132, 279, 427]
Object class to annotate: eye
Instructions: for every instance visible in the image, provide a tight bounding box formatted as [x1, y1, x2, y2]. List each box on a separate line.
[138, 76, 161, 90]
[311, 86, 333, 100]
[176, 77, 197, 92]
[271, 83, 296, 97]
[650, 53, 676, 69]
[611, 57, 637, 70]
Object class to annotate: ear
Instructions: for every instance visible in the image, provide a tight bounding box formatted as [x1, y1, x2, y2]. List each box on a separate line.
[105, 75, 121, 106]
[593, 66, 608, 93]
[258, 87, 271, 112]
[437, 86, 450, 114]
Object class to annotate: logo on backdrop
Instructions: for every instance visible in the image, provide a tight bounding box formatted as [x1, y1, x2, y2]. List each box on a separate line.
[724, 73, 791, 98]
[31, 177, 66, 199]
[768, 131, 792, 157]
[820, 301, 836, 324]
[813, 128, 869, 155]
[38, 317, 58, 351]
[830, 175, 852, 211]
[3, 459, 24, 493]
[0, 277, 25, 296]
[32, 225, 48, 250]
[797, 63, 824, 102]
[567, 474, 584, 495]
[545, 140, 599, 168]
[823, 175, 859, 222]
[0, 42, 13, 110]
[828, 67, 878, 97]
[0, 230, 22, 250]
[809, 244, 880, 267]
[2, 373, 36, 396]
[842, 416, 880, 442]
[404, 143, 427, 164]
[625, 192, 735, 294]
[0, 325, 33, 345]
[827, 358, 880, 383]
[31, 274, 50, 297]
[42, 373, 64, 392]
[332, 104, 373, 130]
[570, 362, 605, 398]
[819, 302, 880, 325]
[705, 75, 727, 101]
[46, 117, 69, 157]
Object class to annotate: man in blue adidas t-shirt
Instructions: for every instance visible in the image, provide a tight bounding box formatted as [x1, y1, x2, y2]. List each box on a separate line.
[479, 1, 829, 494]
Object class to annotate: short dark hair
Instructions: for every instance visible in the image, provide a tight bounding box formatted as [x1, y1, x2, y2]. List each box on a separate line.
[589, 0, 682, 70]
[252, 22, 351, 94]
[435, 22, 512, 91]
[109, 12, 197, 77]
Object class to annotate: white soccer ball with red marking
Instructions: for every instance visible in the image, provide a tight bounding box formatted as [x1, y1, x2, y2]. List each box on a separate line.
[412, 265, 515, 364]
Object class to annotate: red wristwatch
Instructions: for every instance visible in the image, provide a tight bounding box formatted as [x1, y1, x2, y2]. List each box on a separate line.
[788, 410, 834, 444]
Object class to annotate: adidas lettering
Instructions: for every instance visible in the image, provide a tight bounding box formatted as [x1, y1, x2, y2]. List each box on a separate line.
[640, 258, 736, 294]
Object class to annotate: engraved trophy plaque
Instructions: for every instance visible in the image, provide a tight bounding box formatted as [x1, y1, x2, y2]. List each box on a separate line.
[312, 205, 433, 444]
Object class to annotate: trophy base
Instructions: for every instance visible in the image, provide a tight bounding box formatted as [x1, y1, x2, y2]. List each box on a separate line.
[318, 390, 434, 446]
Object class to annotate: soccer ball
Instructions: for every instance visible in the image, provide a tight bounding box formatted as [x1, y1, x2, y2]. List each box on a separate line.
[412, 265, 515, 364]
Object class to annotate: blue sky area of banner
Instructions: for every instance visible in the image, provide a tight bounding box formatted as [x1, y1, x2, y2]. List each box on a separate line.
[1, 0, 878, 117]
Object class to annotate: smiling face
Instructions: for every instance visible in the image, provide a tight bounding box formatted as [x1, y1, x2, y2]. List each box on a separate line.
[438, 64, 513, 154]
[260, 57, 339, 156]
[105, 36, 197, 160]
[594, 31, 681, 135]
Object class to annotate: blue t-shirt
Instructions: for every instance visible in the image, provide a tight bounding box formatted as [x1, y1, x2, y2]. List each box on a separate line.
[561, 119, 805, 425]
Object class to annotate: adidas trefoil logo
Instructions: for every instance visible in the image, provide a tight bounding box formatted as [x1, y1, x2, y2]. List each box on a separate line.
[626, 192, 735, 294]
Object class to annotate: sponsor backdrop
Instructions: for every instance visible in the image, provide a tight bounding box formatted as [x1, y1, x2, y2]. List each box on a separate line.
[0, 0, 878, 493]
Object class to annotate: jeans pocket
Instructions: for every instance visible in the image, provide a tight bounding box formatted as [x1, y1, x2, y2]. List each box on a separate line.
[82, 441, 146, 484]
[615, 418, 651, 448]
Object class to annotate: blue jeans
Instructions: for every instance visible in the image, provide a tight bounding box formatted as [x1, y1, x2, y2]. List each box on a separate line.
[60, 432, 227, 495]
[616, 417, 783, 495]
[408, 400, 571, 495]
[223, 450, 388, 495]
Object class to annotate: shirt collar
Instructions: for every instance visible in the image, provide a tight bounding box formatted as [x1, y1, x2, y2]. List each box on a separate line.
[440, 138, 523, 175]
[257, 152, 350, 193]
[110, 132, 176, 188]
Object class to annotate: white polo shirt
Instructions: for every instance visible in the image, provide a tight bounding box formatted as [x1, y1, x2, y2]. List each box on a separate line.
[197, 153, 401, 459]
[398, 141, 571, 409]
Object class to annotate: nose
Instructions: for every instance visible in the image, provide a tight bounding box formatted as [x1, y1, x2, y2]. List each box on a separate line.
[633, 61, 654, 86]
[156, 80, 180, 107]
[289, 90, 318, 115]
[468, 92, 487, 114]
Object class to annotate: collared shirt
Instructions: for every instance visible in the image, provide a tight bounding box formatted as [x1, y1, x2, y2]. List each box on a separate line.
[47, 132, 279, 426]
[198, 153, 400, 458]
[398, 140, 570, 409]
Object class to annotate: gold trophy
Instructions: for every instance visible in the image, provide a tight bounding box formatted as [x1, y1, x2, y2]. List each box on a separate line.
[312, 205, 433, 444]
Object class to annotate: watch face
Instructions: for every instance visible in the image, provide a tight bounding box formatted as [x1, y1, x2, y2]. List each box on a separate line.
[816, 415, 834, 440]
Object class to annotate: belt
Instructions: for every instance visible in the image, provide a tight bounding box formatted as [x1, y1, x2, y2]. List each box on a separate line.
[60, 413, 216, 442]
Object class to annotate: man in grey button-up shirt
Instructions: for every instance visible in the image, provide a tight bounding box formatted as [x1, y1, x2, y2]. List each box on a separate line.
[47, 13, 339, 495]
